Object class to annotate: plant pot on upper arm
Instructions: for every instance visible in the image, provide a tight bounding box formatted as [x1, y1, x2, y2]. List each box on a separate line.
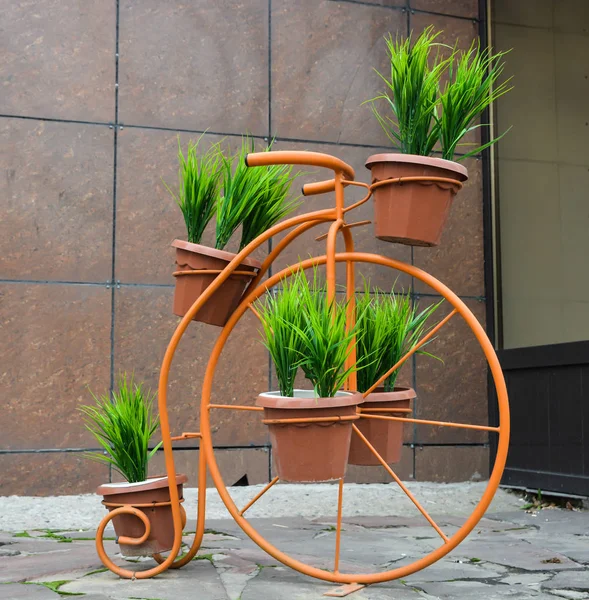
[165, 136, 300, 327]
[365, 27, 512, 246]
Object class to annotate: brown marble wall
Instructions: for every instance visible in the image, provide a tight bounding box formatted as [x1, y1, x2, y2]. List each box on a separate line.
[0, 0, 489, 496]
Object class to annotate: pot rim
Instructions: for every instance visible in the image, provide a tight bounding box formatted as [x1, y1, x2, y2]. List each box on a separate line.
[96, 473, 187, 496]
[363, 386, 417, 402]
[172, 239, 262, 270]
[257, 389, 364, 409]
[365, 153, 468, 182]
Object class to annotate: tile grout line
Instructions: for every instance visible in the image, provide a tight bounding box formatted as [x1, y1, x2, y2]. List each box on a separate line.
[0, 113, 113, 127]
[0, 112, 482, 159]
[107, 0, 121, 484]
[326, 0, 480, 22]
[0, 442, 486, 455]
[0, 278, 486, 301]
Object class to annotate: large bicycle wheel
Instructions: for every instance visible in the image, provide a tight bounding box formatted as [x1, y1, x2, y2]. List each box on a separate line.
[197, 252, 509, 585]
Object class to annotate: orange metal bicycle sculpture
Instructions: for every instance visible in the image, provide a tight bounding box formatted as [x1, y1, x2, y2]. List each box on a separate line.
[95, 151, 510, 593]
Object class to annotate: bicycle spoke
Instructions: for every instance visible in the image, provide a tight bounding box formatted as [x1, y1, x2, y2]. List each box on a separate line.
[209, 404, 263, 412]
[239, 477, 280, 516]
[358, 414, 499, 433]
[334, 478, 344, 574]
[352, 425, 449, 544]
[363, 309, 458, 397]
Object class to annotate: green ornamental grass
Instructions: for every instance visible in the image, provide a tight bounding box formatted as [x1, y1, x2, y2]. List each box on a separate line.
[256, 271, 307, 398]
[438, 40, 512, 160]
[368, 26, 512, 160]
[163, 135, 222, 245]
[355, 285, 443, 393]
[216, 138, 300, 251]
[80, 374, 161, 483]
[258, 270, 364, 399]
[165, 136, 300, 251]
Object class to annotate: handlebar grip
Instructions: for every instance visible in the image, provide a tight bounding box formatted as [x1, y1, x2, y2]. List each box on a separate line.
[302, 179, 336, 196]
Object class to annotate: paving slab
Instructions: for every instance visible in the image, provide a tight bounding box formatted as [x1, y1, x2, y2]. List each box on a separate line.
[0, 583, 60, 599]
[0, 539, 124, 583]
[543, 571, 589, 592]
[414, 580, 558, 599]
[452, 539, 583, 571]
[402, 557, 507, 584]
[60, 559, 229, 599]
[0, 486, 586, 599]
[240, 565, 424, 600]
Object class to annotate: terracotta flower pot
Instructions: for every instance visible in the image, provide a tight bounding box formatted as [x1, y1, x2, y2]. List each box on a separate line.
[348, 387, 416, 466]
[172, 240, 262, 327]
[365, 154, 468, 247]
[96, 474, 187, 556]
[257, 390, 364, 483]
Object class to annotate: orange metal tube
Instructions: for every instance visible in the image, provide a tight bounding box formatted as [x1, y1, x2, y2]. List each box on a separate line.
[370, 175, 463, 192]
[101, 499, 185, 509]
[363, 309, 459, 398]
[326, 219, 343, 305]
[248, 304, 263, 322]
[315, 221, 371, 242]
[197, 252, 509, 584]
[303, 177, 370, 197]
[341, 224, 357, 392]
[334, 478, 344, 574]
[95, 506, 174, 579]
[209, 404, 264, 412]
[239, 477, 280, 516]
[248, 218, 333, 292]
[352, 424, 450, 544]
[170, 432, 201, 441]
[173, 270, 256, 277]
[155, 210, 337, 577]
[359, 413, 500, 433]
[358, 407, 412, 414]
[246, 150, 355, 182]
[153, 448, 207, 569]
[262, 415, 359, 425]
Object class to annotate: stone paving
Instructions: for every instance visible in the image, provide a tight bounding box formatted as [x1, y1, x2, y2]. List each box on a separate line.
[0, 506, 588, 599]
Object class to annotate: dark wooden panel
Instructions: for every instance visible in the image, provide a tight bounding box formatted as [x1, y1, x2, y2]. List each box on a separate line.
[500, 348, 589, 495]
[500, 340, 589, 370]
[505, 368, 551, 473]
[503, 468, 589, 497]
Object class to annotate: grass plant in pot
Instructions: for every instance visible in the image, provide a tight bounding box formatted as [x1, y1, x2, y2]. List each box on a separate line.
[366, 27, 511, 246]
[167, 135, 300, 327]
[256, 271, 364, 482]
[81, 374, 186, 556]
[348, 287, 442, 466]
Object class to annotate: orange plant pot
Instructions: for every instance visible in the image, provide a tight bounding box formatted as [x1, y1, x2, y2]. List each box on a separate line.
[172, 240, 261, 327]
[348, 387, 416, 466]
[365, 154, 468, 247]
[257, 391, 364, 483]
[97, 474, 187, 557]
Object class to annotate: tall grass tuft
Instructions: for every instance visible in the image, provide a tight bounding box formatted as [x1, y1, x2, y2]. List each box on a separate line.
[356, 285, 443, 393]
[438, 41, 512, 161]
[368, 26, 452, 156]
[256, 271, 308, 397]
[216, 137, 300, 252]
[80, 374, 161, 483]
[367, 27, 512, 159]
[258, 269, 363, 399]
[164, 135, 222, 245]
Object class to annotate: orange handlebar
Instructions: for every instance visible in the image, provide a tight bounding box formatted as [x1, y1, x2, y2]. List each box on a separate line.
[245, 151, 355, 186]
[302, 179, 336, 196]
